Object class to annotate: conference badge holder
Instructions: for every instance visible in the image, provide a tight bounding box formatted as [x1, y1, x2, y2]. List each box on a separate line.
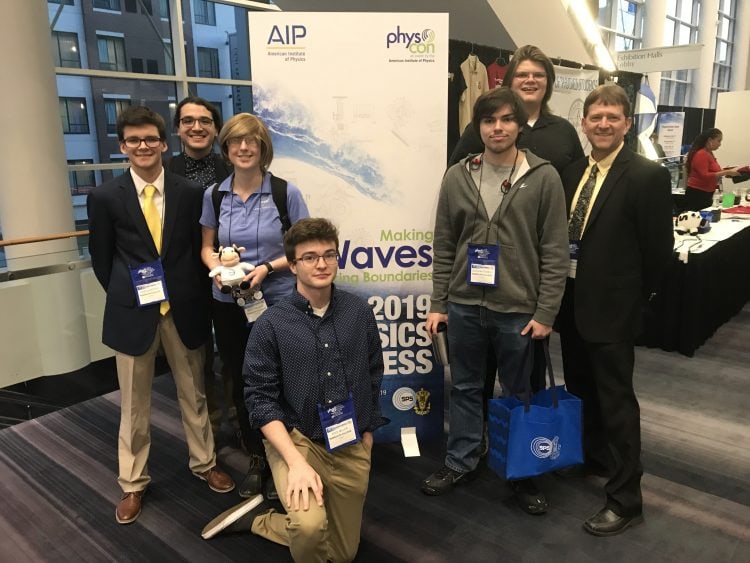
[466, 243, 499, 287]
[568, 240, 581, 279]
[130, 260, 169, 307]
[317, 393, 361, 452]
[235, 288, 267, 323]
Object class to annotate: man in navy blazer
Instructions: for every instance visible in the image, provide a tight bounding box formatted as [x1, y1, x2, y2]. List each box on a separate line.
[557, 84, 673, 536]
[87, 106, 234, 525]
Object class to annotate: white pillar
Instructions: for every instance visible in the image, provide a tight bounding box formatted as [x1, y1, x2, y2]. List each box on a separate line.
[641, 0, 668, 104]
[694, 0, 720, 108]
[0, 2, 91, 378]
[0, 1, 78, 269]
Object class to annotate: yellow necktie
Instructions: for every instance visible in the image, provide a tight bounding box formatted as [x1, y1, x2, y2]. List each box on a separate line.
[143, 184, 170, 315]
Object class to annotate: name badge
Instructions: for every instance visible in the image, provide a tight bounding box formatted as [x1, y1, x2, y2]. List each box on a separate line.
[130, 260, 168, 306]
[317, 393, 360, 452]
[568, 240, 581, 279]
[242, 296, 268, 324]
[466, 243, 499, 287]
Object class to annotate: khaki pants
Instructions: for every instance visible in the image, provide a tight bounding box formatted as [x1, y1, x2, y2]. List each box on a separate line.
[252, 429, 371, 563]
[115, 312, 216, 492]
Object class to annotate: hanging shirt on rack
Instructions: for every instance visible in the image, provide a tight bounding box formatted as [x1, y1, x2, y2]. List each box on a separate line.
[486, 61, 508, 89]
[458, 54, 489, 132]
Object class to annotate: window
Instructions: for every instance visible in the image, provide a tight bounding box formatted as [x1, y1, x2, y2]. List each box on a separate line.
[146, 59, 159, 74]
[158, 0, 169, 18]
[193, 0, 216, 26]
[93, 0, 121, 10]
[197, 47, 219, 78]
[210, 100, 224, 125]
[104, 99, 131, 134]
[68, 160, 96, 195]
[48, 0, 74, 5]
[59, 97, 89, 134]
[659, 0, 700, 107]
[598, 0, 643, 51]
[711, 0, 736, 108]
[131, 58, 144, 73]
[97, 35, 127, 71]
[124, 0, 137, 12]
[51, 31, 81, 68]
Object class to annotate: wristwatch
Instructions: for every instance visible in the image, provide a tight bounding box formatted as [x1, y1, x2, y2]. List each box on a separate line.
[261, 261, 274, 275]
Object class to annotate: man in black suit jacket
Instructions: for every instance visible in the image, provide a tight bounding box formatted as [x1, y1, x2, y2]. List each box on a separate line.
[557, 84, 673, 536]
[87, 106, 234, 525]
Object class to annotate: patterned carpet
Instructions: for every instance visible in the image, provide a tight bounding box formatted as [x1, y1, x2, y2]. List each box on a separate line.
[1, 306, 748, 562]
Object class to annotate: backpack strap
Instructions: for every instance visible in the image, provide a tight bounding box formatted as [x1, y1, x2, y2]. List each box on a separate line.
[210, 182, 223, 250]
[270, 173, 291, 234]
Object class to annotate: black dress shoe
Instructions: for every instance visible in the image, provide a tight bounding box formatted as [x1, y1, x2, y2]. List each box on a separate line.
[239, 454, 267, 498]
[508, 478, 548, 515]
[583, 507, 643, 536]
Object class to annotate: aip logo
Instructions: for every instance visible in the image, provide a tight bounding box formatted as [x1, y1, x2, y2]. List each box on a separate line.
[267, 24, 307, 45]
[530, 436, 561, 460]
[386, 26, 436, 54]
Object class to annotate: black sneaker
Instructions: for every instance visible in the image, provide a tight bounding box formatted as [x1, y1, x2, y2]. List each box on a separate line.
[238, 454, 267, 498]
[508, 478, 548, 515]
[201, 494, 268, 539]
[421, 465, 477, 496]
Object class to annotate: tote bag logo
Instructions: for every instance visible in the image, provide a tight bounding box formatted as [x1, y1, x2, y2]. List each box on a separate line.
[530, 436, 560, 460]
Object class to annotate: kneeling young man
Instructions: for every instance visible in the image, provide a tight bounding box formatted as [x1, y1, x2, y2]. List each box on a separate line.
[202, 218, 385, 563]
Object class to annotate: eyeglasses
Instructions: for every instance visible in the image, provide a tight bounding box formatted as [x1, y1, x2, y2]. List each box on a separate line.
[226, 136, 258, 147]
[123, 136, 163, 148]
[180, 116, 214, 127]
[513, 72, 547, 81]
[294, 251, 339, 267]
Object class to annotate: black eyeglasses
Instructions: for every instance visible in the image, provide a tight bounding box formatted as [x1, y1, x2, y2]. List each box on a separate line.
[180, 116, 214, 127]
[123, 136, 163, 148]
[294, 251, 339, 267]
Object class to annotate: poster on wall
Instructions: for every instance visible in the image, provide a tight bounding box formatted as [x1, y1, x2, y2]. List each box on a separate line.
[248, 12, 448, 443]
[656, 112, 685, 158]
[551, 66, 600, 155]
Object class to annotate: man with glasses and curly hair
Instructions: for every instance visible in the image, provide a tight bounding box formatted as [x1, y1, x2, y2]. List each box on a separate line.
[202, 217, 385, 563]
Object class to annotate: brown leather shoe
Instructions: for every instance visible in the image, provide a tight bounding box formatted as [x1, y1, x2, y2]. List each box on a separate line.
[116, 490, 145, 524]
[195, 466, 235, 493]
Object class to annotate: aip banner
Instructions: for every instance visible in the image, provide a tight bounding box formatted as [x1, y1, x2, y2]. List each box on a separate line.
[248, 12, 449, 442]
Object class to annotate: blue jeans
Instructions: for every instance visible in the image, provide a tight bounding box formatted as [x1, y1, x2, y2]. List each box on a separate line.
[445, 303, 532, 473]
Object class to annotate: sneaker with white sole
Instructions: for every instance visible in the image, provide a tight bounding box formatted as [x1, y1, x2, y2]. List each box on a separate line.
[201, 494, 267, 540]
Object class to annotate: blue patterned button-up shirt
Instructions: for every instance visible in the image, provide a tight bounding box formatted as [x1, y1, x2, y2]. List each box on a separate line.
[244, 286, 385, 441]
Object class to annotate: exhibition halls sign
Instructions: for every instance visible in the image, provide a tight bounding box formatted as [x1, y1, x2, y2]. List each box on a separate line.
[248, 13, 449, 442]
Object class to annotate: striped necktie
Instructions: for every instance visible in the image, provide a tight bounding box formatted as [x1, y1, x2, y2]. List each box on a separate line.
[143, 184, 170, 315]
[568, 164, 598, 241]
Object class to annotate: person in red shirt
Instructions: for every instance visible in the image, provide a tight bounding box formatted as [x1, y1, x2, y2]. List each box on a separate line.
[685, 128, 741, 210]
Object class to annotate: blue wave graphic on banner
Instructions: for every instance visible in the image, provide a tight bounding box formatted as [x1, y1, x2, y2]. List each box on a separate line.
[254, 86, 387, 201]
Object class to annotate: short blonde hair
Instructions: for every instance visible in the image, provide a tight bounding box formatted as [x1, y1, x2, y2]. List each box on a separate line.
[218, 113, 274, 172]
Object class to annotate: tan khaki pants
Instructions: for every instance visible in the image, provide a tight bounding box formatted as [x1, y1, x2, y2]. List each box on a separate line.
[252, 429, 371, 563]
[115, 312, 215, 492]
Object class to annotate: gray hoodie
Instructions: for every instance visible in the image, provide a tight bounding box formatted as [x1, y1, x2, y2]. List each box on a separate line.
[430, 150, 568, 326]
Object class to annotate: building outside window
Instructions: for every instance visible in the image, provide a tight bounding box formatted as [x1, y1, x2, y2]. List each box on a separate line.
[193, 0, 216, 25]
[104, 99, 131, 134]
[93, 0, 121, 10]
[59, 97, 89, 134]
[97, 35, 127, 71]
[52, 31, 81, 68]
[197, 46, 220, 78]
[68, 160, 97, 195]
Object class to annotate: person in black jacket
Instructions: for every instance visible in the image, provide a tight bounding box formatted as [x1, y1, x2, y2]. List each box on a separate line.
[87, 105, 235, 525]
[557, 84, 673, 536]
[167, 97, 236, 443]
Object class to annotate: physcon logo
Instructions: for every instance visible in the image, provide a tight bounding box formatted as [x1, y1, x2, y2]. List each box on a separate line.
[386, 26, 436, 54]
[530, 436, 560, 460]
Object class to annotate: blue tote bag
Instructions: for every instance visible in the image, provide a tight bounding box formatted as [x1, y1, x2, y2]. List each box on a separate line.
[487, 340, 583, 480]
